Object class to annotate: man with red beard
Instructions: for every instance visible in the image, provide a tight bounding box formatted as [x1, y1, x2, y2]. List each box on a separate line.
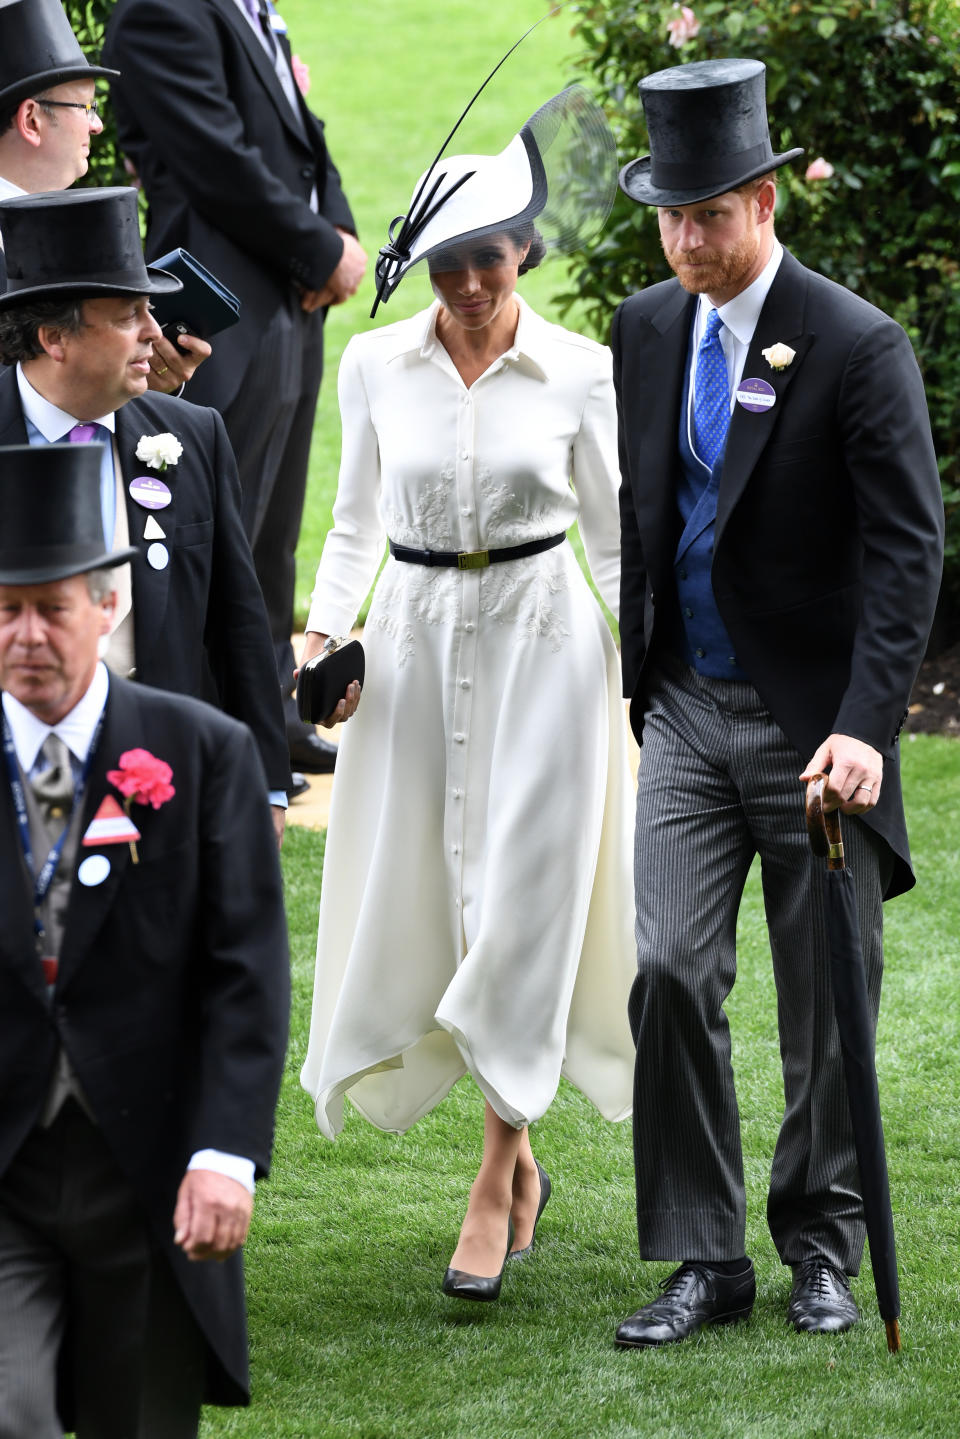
[612, 59, 943, 1346]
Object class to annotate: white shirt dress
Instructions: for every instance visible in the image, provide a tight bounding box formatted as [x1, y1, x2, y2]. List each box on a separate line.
[300, 298, 637, 1137]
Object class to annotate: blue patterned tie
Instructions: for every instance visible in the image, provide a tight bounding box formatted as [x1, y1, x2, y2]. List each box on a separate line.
[693, 308, 730, 471]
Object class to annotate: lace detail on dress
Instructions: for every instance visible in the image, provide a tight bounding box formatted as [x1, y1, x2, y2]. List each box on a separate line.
[383, 472, 456, 550]
[479, 549, 571, 652]
[478, 466, 566, 547]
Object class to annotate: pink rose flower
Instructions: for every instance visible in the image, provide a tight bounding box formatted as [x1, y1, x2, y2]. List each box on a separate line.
[667, 5, 700, 48]
[107, 749, 176, 810]
[805, 157, 835, 181]
[291, 54, 311, 96]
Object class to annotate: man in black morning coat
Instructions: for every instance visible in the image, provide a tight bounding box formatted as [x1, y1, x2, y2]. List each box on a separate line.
[611, 59, 944, 1347]
[0, 442, 289, 1435]
[0, 185, 292, 841]
[104, 0, 367, 775]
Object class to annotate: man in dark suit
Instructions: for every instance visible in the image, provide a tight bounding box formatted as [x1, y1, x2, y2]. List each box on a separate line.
[0, 185, 292, 839]
[0, 442, 290, 1435]
[0, 0, 209, 394]
[103, 0, 367, 775]
[611, 59, 944, 1347]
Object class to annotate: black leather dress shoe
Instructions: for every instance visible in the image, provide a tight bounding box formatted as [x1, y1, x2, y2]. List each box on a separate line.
[442, 1220, 514, 1302]
[289, 732, 337, 773]
[615, 1261, 756, 1347]
[287, 771, 309, 800]
[509, 1159, 551, 1259]
[788, 1259, 859, 1334]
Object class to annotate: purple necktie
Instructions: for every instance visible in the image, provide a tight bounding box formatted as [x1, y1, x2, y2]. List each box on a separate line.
[242, 0, 277, 54]
[68, 423, 98, 445]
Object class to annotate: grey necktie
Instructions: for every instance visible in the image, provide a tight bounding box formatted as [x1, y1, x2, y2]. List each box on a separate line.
[30, 734, 75, 831]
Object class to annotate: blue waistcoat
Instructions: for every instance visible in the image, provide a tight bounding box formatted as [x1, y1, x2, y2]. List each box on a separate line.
[669, 326, 749, 680]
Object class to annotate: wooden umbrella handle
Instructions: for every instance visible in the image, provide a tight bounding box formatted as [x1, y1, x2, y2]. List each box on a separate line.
[805, 773, 846, 869]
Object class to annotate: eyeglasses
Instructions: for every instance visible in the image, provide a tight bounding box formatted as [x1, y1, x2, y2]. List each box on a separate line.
[36, 98, 101, 119]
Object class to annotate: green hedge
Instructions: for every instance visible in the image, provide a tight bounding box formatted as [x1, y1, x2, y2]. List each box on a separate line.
[566, 0, 960, 638]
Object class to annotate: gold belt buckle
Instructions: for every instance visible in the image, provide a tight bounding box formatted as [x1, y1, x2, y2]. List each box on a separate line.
[457, 550, 490, 570]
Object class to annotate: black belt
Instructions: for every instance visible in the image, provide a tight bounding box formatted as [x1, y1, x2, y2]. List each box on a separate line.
[388, 532, 565, 571]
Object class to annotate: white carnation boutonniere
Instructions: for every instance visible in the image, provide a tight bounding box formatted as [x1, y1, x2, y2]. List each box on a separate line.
[761, 342, 796, 373]
[135, 432, 183, 471]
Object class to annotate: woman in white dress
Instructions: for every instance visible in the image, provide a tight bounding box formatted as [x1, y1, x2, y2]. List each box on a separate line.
[300, 89, 637, 1301]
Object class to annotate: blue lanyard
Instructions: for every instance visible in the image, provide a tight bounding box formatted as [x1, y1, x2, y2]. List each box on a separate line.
[2, 710, 104, 938]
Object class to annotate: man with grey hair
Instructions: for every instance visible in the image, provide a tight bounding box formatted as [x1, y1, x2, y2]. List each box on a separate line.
[0, 439, 289, 1436]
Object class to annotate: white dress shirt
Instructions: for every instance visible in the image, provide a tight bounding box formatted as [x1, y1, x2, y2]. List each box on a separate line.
[2, 665, 255, 1193]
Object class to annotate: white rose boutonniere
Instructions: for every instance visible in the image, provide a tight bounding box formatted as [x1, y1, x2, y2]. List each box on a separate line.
[761, 342, 796, 372]
[135, 433, 183, 471]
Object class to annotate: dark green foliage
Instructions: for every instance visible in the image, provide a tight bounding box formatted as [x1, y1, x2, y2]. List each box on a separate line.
[565, 0, 960, 631]
[64, 0, 127, 188]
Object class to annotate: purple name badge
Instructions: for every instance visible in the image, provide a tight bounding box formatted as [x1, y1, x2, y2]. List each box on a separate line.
[128, 476, 172, 510]
[736, 378, 777, 413]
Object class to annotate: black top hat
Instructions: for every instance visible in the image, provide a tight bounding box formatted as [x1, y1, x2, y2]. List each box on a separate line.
[619, 58, 803, 207]
[0, 443, 137, 585]
[0, 187, 181, 307]
[0, 0, 118, 113]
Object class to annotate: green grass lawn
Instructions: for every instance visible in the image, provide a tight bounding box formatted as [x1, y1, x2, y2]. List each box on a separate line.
[200, 734, 960, 1439]
[279, 0, 590, 626]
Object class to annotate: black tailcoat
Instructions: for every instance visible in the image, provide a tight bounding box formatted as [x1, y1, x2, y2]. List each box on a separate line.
[0, 677, 290, 1402]
[614, 248, 944, 897]
[0, 370, 290, 792]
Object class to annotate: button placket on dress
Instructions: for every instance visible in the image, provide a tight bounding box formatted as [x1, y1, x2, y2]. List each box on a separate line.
[444, 382, 482, 942]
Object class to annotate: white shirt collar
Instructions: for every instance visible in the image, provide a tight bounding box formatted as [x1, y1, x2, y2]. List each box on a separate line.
[699, 238, 784, 347]
[16, 365, 117, 442]
[0, 174, 25, 205]
[412, 295, 551, 381]
[2, 661, 109, 773]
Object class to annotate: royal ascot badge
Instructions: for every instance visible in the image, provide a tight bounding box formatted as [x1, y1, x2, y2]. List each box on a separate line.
[106, 748, 176, 863]
[736, 378, 777, 413]
[761, 342, 796, 372]
[82, 795, 142, 848]
[129, 475, 172, 511]
[135, 432, 183, 472]
[143, 515, 166, 541]
[146, 543, 169, 571]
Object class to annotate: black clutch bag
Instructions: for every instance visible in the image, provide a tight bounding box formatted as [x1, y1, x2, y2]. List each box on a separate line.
[296, 636, 365, 724]
[149, 248, 241, 340]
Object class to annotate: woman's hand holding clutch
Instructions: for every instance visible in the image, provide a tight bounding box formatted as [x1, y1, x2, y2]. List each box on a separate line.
[295, 632, 364, 728]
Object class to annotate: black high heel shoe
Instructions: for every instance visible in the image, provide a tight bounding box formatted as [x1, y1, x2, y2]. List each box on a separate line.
[509, 1158, 552, 1259]
[441, 1218, 514, 1302]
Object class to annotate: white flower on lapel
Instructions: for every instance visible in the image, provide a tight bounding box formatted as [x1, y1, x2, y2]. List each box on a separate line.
[135, 432, 183, 471]
[761, 342, 796, 372]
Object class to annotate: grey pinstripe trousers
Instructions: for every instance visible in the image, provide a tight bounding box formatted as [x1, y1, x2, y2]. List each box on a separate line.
[630, 660, 889, 1273]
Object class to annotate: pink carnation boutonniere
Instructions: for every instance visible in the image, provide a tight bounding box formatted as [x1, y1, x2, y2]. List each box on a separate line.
[106, 748, 175, 862]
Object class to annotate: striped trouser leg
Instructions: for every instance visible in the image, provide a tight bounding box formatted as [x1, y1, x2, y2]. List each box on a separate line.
[630, 662, 884, 1271]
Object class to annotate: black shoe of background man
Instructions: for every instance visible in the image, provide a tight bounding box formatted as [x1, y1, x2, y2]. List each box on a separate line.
[615, 1260, 756, 1347]
[287, 771, 310, 800]
[289, 732, 337, 773]
[788, 1259, 859, 1334]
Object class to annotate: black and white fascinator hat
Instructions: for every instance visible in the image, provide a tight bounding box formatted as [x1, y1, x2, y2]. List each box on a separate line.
[371, 40, 618, 316]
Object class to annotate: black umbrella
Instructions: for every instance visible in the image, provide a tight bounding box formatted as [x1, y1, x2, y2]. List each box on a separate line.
[805, 774, 902, 1353]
